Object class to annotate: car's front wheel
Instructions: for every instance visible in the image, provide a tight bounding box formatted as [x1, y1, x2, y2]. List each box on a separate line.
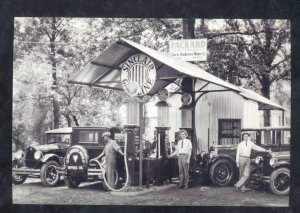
[209, 159, 235, 187]
[12, 161, 27, 185]
[40, 160, 60, 187]
[269, 167, 290, 196]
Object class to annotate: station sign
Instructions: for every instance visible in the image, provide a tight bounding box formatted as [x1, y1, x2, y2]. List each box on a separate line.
[169, 39, 207, 61]
[121, 54, 156, 97]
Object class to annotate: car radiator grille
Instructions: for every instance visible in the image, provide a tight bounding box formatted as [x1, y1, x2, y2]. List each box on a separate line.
[25, 148, 38, 168]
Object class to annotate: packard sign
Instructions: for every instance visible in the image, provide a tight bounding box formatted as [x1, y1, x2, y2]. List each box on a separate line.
[121, 54, 156, 97]
[169, 39, 207, 61]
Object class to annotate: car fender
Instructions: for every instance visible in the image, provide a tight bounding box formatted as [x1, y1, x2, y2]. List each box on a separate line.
[208, 154, 237, 170]
[272, 161, 289, 170]
[40, 153, 60, 163]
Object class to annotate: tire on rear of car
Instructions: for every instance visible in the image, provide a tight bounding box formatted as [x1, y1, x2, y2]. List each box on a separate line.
[269, 167, 290, 196]
[40, 160, 60, 187]
[64, 174, 81, 188]
[209, 159, 235, 187]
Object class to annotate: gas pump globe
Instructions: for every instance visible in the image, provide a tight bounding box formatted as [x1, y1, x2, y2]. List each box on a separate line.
[156, 101, 171, 126]
[124, 97, 142, 125]
[155, 89, 171, 158]
[179, 93, 193, 140]
[156, 88, 171, 127]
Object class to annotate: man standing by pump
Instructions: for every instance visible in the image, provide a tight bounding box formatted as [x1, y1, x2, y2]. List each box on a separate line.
[99, 132, 124, 190]
[168, 129, 192, 189]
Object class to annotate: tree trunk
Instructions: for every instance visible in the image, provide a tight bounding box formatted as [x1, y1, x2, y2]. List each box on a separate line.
[182, 18, 195, 39]
[64, 114, 71, 127]
[50, 17, 60, 129]
[261, 76, 271, 126]
[72, 115, 79, 126]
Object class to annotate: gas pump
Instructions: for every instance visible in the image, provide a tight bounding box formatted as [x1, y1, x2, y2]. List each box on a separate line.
[155, 127, 170, 159]
[124, 124, 140, 186]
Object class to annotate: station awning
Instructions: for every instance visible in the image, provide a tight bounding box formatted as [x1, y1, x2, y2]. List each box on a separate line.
[239, 87, 286, 111]
[68, 38, 241, 95]
[68, 38, 285, 111]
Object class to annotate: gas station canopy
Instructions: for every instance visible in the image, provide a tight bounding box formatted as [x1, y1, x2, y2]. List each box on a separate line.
[68, 38, 285, 111]
[68, 38, 241, 95]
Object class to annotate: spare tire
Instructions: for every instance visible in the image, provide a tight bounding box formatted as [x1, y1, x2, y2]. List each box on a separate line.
[65, 145, 89, 181]
[64, 173, 81, 188]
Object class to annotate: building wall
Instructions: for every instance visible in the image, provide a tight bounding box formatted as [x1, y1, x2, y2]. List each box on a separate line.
[242, 99, 260, 128]
[146, 80, 285, 152]
[195, 91, 245, 151]
[194, 81, 245, 151]
[259, 110, 285, 127]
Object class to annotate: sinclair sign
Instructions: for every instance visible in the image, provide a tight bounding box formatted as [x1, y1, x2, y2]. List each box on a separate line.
[121, 54, 156, 97]
[169, 39, 207, 61]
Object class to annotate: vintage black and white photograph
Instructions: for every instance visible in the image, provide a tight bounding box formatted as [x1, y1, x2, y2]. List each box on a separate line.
[12, 18, 290, 206]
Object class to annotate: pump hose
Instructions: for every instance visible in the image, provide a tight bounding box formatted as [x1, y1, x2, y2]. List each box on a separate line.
[90, 134, 129, 192]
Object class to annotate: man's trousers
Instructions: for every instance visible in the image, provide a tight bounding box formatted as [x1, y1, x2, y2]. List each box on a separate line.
[235, 157, 250, 190]
[106, 157, 116, 189]
[178, 154, 189, 188]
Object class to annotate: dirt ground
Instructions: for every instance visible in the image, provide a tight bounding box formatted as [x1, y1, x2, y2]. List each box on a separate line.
[12, 178, 288, 207]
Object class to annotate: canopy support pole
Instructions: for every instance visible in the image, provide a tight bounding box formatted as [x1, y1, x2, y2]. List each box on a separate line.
[139, 102, 144, 188]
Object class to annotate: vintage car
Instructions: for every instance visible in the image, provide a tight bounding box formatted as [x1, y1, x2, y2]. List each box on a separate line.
[207, 126, 290, 189]
[12, 126, 122, 187]
[246, 127, 290, 196]
[62, 136, 125, 189]
[246, 151, 290, 196]
[61, 129, 210, 189]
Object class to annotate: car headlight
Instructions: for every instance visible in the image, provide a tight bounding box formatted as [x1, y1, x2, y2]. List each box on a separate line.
[255, 156, 263, 165]
[269, 158, 278, 167]
[209, 150, 217, 158]
[34, 151, 43, 160]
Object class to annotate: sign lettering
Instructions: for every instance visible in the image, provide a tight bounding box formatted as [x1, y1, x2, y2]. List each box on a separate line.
[121, 54, 156, 97]
[169, 39, 207, 61]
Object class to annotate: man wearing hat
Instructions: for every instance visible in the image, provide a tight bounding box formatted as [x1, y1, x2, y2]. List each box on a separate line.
[234, 132, 270, 192]
[99, 131, 124, 190]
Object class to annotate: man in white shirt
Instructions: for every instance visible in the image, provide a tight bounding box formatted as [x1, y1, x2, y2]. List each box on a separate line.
[168, 130, 192, 189]
[234, 132, 270, 192]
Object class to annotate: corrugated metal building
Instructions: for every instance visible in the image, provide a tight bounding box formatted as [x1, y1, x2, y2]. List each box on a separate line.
[150, 80, 286, 152]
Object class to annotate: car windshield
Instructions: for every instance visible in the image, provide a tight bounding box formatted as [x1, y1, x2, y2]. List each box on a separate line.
[47, 134, 71, 144]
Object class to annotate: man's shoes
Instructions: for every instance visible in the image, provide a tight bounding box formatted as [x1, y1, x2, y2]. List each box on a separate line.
[177, 185, 184, 189]
[183, 186, 188, 190]
[234, 184, 240, 192]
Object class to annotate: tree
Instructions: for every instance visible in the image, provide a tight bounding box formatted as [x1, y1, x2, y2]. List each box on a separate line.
[225, 19, 290, 126]
[14, 17, 73, 129]
[180, 19, 290, 126]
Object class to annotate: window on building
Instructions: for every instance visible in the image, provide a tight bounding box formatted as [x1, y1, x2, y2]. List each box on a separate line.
[218, 119, 241, 145]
